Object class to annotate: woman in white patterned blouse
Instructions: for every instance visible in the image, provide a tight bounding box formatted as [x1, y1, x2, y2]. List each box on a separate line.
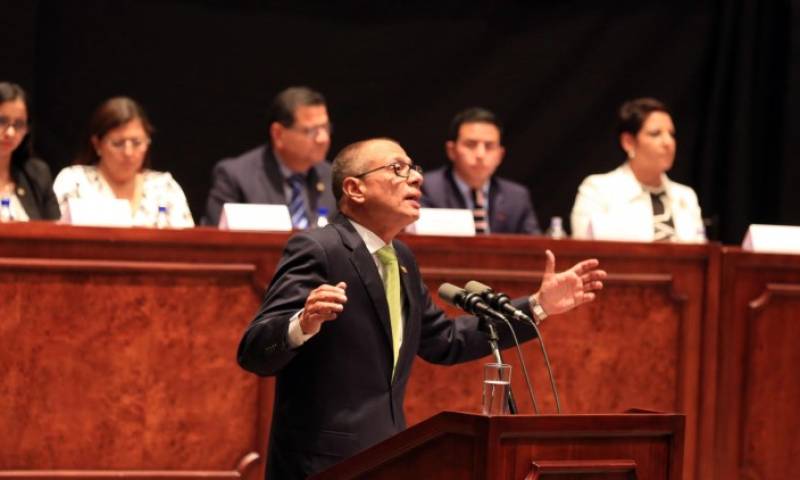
[53, 96, 194, 227]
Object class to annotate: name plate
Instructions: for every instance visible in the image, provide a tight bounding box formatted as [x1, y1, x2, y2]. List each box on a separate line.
[218, 203, 292, 231]
[742, 224, 800, 254]
[61, 198, 133, 227]
[406, 208, 475, 236]
[587, 213, 653, 242]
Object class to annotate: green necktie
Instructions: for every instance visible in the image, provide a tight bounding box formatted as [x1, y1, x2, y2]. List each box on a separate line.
[376, 245, 402, 377]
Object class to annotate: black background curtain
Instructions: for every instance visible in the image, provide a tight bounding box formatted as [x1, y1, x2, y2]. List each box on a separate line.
[0, 0, 795, 243]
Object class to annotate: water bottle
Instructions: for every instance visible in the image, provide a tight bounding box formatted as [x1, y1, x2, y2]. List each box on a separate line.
[0, 197, 13, 223]
[545, 216, 566, 239]
[316, 207, 329, 228]
[155, 205, 170, 229]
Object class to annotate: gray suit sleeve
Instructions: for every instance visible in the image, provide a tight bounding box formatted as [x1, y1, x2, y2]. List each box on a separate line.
[204, 160, 241, 226]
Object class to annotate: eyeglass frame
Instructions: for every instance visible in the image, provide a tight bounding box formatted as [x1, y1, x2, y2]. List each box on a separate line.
[104, 137, 151, 151]
[285, 122, 333, 139]
[0, 116, 29, 134]
[353, 161, 423, 180]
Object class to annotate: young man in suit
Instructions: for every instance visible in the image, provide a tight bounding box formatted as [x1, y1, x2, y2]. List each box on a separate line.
[237, 138, 606, 479]
[421, 107, 541, 234]
[204, 86, 336, 226]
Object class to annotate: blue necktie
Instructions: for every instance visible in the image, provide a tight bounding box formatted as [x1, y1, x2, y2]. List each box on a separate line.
[287, 174, 309, 229]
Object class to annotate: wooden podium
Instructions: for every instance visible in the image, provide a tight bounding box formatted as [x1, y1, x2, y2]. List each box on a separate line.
[311, 411, 685, 480]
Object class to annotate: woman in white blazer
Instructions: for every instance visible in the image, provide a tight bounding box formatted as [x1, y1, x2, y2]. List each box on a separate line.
[570, 98, 705, 242]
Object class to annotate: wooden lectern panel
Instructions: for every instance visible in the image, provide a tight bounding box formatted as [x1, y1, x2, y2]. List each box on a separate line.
[0, 258, 265, 479]
[403, 237, 711, 480]
[526, 459, 637, 480]
[311, 412, 684, 480]
[715, 248, 800, 480]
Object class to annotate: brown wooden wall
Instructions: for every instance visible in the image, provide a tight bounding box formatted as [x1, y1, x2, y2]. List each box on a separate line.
[0, 223, 797, 480]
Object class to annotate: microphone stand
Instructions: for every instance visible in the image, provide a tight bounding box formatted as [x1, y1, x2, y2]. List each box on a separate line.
[480, 313, 518, 415]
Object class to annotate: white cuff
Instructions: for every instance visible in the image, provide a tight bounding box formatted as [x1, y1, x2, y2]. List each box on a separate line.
[287, 309, 316, 348]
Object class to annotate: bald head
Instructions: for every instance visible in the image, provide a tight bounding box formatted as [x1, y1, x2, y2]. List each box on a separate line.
[331, 138, 401, 204]
[330, 138, 422, 242]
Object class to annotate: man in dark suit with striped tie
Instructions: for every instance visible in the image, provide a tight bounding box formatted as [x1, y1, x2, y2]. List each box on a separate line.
[421, 107, 541, 234]
[203, 86, 337, 227]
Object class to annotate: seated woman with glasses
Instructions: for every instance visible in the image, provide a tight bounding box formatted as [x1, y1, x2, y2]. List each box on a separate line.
[0, 81, 60, 221]
[53, 96, 194, 227]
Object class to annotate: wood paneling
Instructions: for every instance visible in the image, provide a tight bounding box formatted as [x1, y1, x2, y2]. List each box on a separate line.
[715, 249, 800, 480]
[310, 412, 683, 480]
[405, 237, 711, 480]
[0, 223, 798, 479]
[0, 224, 275, 480]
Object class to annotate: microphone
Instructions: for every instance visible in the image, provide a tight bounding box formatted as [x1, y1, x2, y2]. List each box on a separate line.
[464, 280, 536, 326]
[439, 282, 524, 414]
[464, 279, 562, 414]
[437, 282, 505, 320]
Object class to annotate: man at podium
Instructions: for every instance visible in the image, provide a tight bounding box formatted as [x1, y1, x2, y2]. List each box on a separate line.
[237, 138, 606, 479]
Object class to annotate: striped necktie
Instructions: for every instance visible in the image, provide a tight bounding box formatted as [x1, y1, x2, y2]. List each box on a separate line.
[287, 174, 309, 229]
[375, 245, 402, 377]
[472, 188, 488, 234]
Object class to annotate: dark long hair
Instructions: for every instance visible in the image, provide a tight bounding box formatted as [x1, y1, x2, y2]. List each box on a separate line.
[0, 82, 34, 168]
[75, 96, 155, 168]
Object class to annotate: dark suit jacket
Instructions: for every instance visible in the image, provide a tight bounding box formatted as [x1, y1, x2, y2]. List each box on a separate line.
[421, 166, 541, 234]
[10, 157, 60, 220]
[203, 144, 336, 226]
[237, 213, 536, 479]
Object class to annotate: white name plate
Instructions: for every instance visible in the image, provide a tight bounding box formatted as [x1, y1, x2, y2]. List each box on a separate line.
[587, 213, 653, 242]
[742, 224, 800, 254]
[218, 203, 292, 231]
[61, 198, 133, 227]
[406, 208, 475, 236]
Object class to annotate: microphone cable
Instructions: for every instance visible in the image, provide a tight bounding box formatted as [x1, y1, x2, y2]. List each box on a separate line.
[439, 283, 539, 414]
[491, 312, 540, 414]
[465, 281, 562, 414]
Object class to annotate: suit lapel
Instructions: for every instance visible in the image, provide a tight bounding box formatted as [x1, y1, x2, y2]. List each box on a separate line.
[306, 166, 325, 216]
[332, 215, 394, 348]
[11, 166, 37, 219]
[261, 146, 290, 204]
[445, 167, 469, 209]
[488, 176, 506, 232]
[395, 249, 414, 371]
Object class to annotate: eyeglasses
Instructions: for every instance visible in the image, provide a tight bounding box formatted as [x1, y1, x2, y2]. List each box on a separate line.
[0, 116, 28, 134]
[287, 122, 333, 139]
[106, 137, 151, 151]
[354, 161, 423, 179]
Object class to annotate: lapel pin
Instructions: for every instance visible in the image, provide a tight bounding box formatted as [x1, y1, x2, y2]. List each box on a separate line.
[316, 182, 325, 192]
